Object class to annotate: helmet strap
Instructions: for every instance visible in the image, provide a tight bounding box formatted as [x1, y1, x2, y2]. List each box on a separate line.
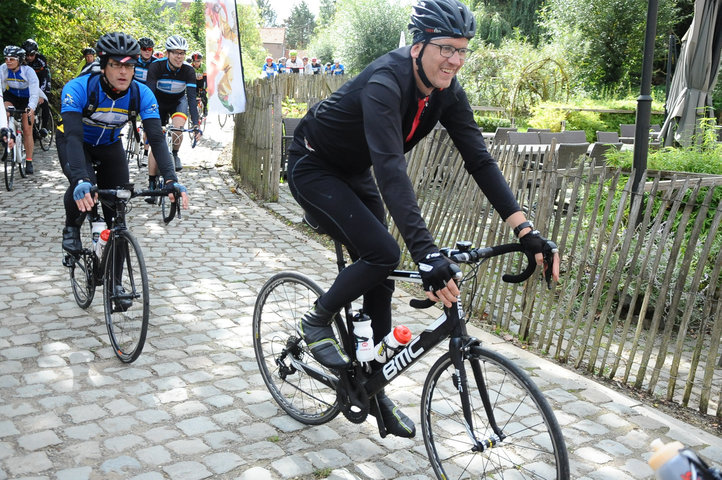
[415, 41, 435, 90]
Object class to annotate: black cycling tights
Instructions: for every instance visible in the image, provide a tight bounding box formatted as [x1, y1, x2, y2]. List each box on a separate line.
[288, 153, 401, 343]
[57, 132, 129, 228]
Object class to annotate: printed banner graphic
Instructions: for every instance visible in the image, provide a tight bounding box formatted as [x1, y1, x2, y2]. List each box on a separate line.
[205, 0, 246, 114]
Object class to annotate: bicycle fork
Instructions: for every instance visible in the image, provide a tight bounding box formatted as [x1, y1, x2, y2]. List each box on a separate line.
[449, 336, 506, 452]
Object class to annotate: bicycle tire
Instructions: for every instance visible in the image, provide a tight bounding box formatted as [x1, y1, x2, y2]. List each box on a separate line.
[253, 271, 341, 425]
[160, 195, 177, 224]
[125, 125, 137, 166]
[4, 152, 15, 191]
[69, 250, 96, 309]
[103, 229, 149, 363]
[17, 139, 26, 179]
[217, 114, 227, 128]
[38, 111, 54, 151]
[421, 345, 569, 480]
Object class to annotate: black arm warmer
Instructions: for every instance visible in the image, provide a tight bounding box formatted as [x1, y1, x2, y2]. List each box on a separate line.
[186, 86, 199, 126]
[62, 112, 91, 184]
[143, 118, 178, 183]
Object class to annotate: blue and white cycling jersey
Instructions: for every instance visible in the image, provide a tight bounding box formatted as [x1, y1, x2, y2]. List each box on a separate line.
[0, 64, 43, 109]
[60, 74, 161, 146]
[134, 57, 156, 84]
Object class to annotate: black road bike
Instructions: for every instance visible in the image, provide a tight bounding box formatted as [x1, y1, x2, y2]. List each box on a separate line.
[253, 239, 569, 479]
[62, 184, 180, 362]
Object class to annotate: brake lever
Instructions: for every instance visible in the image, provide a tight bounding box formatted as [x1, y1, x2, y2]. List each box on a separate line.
[543, 241, 559, 289]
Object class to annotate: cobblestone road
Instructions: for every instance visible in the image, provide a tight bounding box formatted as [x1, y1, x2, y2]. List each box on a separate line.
[0, 118, 720, 480]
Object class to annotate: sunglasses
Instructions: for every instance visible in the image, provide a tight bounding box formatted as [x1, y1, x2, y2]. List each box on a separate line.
[141, 47, 153, 52]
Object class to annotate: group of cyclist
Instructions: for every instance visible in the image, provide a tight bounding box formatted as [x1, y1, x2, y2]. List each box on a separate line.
[262, 52, 343, 79]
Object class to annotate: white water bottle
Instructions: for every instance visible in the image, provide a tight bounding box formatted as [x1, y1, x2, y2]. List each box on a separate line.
[648, 439, 699, 480]
[94, 229, 110, 259]
[374, 326, 412, 363]
[353, 312, 375, 363]
[91, 221, 105, 246]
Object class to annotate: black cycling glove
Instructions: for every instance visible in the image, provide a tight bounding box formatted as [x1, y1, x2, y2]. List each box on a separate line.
[418, 252, 460, 293]
[519, 230, 559, 288]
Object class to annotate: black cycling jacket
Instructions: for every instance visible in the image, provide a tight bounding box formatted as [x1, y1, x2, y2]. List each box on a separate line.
[291, 46, 521, 263]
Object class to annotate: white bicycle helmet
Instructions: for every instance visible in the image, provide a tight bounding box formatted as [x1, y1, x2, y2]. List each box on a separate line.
[165, 35, 189, 51]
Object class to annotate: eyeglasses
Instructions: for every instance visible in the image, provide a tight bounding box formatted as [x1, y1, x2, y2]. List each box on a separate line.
[5, 57, 18, 61]
[428, 43, 473, 60]
[168, 50, 186, 56]
[107, 62, 135, 71]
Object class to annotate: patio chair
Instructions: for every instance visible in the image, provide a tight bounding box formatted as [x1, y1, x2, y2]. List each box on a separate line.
[507, 131, 541, 145]
[492, 126, 517, 145]
[619, 124, 636, 144]
[597, 131, 620, 143]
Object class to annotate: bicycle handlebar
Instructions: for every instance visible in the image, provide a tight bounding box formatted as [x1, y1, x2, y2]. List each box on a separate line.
[445, 243, 537, 284]
[90, 185, 181, 223]
[166, 126, 200, 148]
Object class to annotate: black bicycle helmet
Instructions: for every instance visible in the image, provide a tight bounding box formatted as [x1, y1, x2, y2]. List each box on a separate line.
[138, 37, 155, 49]
[82, 47, 96, 56]
[3, 45, 25, 63]
[22, 39, 38, 55]
[408, 0, 476, 44]
[95, 32, 140, 66]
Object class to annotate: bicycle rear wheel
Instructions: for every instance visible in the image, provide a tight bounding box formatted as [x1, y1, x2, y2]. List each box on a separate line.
[253, 272, 341, 425]
[103, 229, 149, 363]
[4, 154, 15, 191]
[17, 140, 26, 178]
[422, 345, 569, 480]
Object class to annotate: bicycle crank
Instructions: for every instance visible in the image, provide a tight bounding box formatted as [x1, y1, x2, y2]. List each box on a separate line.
[336, 366, 369, 424]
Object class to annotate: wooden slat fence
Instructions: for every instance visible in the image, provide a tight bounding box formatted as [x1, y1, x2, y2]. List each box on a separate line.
[232, 75, 346, 201]
[392, 129, 722, 417]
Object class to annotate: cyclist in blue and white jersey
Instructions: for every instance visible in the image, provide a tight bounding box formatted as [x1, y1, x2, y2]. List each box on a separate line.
[2, 45, 46, 173]
[133, 37, 156, 84]
[145, 34, 201, 177]
[57, 32, 189, 254]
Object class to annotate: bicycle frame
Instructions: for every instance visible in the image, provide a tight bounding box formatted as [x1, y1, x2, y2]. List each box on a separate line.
[300, 240, 508, 448]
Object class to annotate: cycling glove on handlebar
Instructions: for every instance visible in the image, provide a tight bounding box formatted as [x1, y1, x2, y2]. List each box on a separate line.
[418, 252, 459, 293]
[519, 230, 559, 288]
[73, 181, 92, 201]
[162, 182, 188, 195]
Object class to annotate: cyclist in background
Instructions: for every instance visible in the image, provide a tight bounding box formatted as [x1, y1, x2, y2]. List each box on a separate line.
[190, 52, 207, 116]
[133, 37, 157, 84]
[77, 47, 98, 76]
[310, 57, 322, 75]
[262, 56, 277, 79]
[287, 0, 560, 438]
[145, 34, 201, 177]
[2, 45, 46, 174]
[22, 39, 52, 137]
[285, 50, 304, 74]
[330, 59, 345, 75]
[58, 32, 189, 254]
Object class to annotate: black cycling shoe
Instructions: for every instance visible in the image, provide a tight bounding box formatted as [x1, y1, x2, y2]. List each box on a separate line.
[297, 303, 350, 369]
[371, 389, 416, 438]
[113, 285, 132, 312]
[62, 226, 82, 253]
[25, 161, 34, 174]
[173, 154, 182, 172]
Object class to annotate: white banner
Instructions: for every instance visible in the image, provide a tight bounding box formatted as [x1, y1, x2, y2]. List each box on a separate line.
[205, 0, 246, 114]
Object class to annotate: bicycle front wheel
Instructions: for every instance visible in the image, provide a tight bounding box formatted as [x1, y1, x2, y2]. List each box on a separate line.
[422, 346, 569, 480]
[253, 272, 341, 425]
[4, 155, 15, 191]
[103, 229, 149, 363]
[17, 140, 26, 179]
[38, 112, 54, 151]
[69, 250, 96, 309]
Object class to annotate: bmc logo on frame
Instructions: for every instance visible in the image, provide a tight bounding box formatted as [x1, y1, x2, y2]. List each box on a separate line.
[381, 337, 424, 380]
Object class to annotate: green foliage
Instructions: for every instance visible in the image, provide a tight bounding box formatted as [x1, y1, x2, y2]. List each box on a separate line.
[186, 0, 206, 49]
[473, 115, 512, 132]
[473, 0, 544, 46]
[308, 31, 336, 66]
[540, 0, 680, 93]
[319, 0, 410, 75]
[0, 0, 33, 49]
[285, 1, 316, 49]
[282, 98, 308, 118]
[257, 0, 277, 27]
[318, 0, 337, 26]
[459, 34, 569, 116]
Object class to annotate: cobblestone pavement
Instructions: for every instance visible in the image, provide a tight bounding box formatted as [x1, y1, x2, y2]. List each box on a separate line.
[0, 118, 720, 480]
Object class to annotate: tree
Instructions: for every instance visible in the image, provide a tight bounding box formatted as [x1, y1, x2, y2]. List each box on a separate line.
[185, 0, 206, 49]
[1, 0, 33, 50]
[256, 0, 277, 27]
[318, 0, 336, 26]
[285, 1, 316, 49]
[472, 0, 545, 46]
[323, 0, 409, 74]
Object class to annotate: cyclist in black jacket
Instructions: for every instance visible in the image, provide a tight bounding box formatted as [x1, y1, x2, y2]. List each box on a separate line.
[288, 0, 560, 438]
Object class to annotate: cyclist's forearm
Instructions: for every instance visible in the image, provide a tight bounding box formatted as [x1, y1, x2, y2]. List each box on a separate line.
[186, 86, 199, 126]
[143, 118, 177, 182]
[61, 112, 91, 183]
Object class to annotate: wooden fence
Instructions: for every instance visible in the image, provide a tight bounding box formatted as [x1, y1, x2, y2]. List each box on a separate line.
[232, 75, 346, 201]
[231, 81, 722, 417]
[395, 129, 722, 417]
